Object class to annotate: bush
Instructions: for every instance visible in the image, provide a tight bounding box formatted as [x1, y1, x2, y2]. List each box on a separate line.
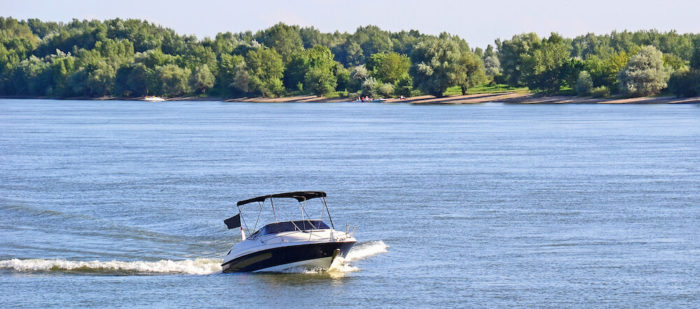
[575, 71, 593, 96]
[590, 86, 610, 98]
[361, 77, 380, 97]
[348, 91, 362, 100]
[378, 83, 394, 97]
[350, 65, 369, 81]
[492, 74, 507, 85]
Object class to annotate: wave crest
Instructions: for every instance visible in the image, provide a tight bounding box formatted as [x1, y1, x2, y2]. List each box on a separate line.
[329, 240, 388, 273]
[345, 240, 388, 261]
[0, 241, 387, 276]
[0, 258, 222, 275]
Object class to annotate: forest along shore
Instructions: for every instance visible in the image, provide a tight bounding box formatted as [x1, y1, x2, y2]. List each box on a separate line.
[2, 18, 699, 103]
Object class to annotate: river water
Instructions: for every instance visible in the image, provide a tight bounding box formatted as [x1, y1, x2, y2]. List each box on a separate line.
[1, 99, 698, 307]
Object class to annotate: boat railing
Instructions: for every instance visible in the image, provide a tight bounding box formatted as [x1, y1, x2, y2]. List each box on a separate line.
[345, 224, 357, 238]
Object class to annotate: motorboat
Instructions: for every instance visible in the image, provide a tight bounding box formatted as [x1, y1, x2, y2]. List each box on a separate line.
[143, 96, 165, 102]
[221, 191, 356, 273]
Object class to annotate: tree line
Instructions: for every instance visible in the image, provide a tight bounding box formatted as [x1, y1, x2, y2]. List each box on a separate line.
[1, 17, 699, 99]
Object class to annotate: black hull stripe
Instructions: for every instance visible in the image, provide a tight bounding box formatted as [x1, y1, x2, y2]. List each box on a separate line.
[222, 242, 355, 273]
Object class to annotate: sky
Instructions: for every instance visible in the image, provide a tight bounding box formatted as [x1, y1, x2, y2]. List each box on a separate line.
[4, 0, 700, 48]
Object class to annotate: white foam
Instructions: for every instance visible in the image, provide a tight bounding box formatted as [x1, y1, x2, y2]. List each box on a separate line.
[328, 262, 359, 273]
[345, 240, 389, 262]
[0, 241, 388, 276]
[328, 240, 388, 274]
[0, 258, 222, 275]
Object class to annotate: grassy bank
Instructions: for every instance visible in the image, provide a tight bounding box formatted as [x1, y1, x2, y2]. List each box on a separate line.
[443, 85, 529, 96]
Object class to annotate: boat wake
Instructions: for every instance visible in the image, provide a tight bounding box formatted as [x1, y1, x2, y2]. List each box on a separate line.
[0, 258, 222, 275]
[327, 240, 389, 274]
[0, 241, 388, 276]
[344, 240, 388, 262]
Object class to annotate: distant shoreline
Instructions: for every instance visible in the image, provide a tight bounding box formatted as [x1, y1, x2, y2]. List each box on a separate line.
[2, 92, 699, 104]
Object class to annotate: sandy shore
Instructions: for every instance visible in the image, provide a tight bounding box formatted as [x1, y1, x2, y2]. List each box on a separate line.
[228, 92, 700, 104]
[3, 93, 699, 104]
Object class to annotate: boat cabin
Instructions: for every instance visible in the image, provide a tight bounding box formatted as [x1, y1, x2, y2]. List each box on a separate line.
[225, 191, 337, 241]
[248, 220, 330, 239]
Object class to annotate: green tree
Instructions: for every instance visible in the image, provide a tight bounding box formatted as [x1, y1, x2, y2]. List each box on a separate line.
[663, 53, 688, 72]
[378, 83, 394, 97]
[394, 75, 413, 97]
[561, 58, 585, 89]
[283, 51, 309, 91]
[180, 44, 217, 75]
[361, 77, 381, 97]
[3, 17, 700, 99]
[11, 55, 49, 95]
[190, 64, 215, 94]
[691, 46, 700, 70]
[410, 35, 468, 97]
[304, 67, 336, 95]
[217, 53, 245, 95]
[575, 71, 593, 95]
[127, 63, 149, 96]
[455, 51, 487, 94]
[346, 65, 369, 92]
[303, 46, 337, 95]
[154, 64, 190, 97]
[85, 61, 116, 96]
[231, 62, 250, 94]
[521, 33, 570, 93]
[483, 53, 501, 77]
[667, 46, 700, 97]
[496, 33, 540, 86]
[114, 62, 149, 97]
[617, 45, 670, 97]
[350, 65, 369, 81]
[336, 40, 364, 67]
[334, 63, 352, 92]
[282, 46, 337, 95]
[256, 23, 303, 64]
[349, 25, 393, 65]
[366, 52, 411, 84]
[668, 70, 700, 97]
[47, 52, 76, 96]
[135, 48, 178, 68]
[584, 51, 629, 91]
[245, 47, 284, 97]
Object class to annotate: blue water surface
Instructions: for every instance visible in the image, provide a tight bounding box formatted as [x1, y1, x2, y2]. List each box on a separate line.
[1, 99, 698, 307]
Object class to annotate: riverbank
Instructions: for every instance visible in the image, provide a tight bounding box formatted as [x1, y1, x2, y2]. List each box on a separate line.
[231, 92, 700, 104]
[2, 93, 699, 104]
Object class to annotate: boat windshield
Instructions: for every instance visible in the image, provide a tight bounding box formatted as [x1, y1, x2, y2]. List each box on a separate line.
[251, 220, 330, 237]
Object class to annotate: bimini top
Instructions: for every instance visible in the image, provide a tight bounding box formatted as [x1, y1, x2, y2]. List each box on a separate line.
[236, 191, 327, 206]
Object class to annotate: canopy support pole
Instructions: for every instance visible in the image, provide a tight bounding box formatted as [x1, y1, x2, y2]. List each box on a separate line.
[237, 206, 247, 240]
[270, 199, 278, 223]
